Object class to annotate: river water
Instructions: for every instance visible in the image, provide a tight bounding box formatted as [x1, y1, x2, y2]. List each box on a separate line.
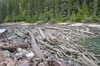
[78, 36, 100, 54]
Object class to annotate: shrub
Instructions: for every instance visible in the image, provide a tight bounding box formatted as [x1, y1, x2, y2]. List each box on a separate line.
[4, 16, 9, 22]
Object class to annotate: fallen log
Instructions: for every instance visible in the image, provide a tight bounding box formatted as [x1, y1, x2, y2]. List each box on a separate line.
[36, 38, 88, 65]
[60, 46, 97, 66]
[95, 55, 100, 57]
[38, 28, 57, 44]
[57, 44, 96, 66]
[46, 31, 58, 44]
[36, 38, 59, 52]
[62, 51, 90, 66]
[37, 28, 46, 40]
[14, 30, 26, 38]
[74, 29, 94, 35]
[1, 43, 28, 52]
[47, 59, 66, 66]
[82, 54, 97, 66]
[28, 31, 45, 61]
[44, 27, 71, 31]
[87, 52, 99, 61]
[44, 26, 94, 35]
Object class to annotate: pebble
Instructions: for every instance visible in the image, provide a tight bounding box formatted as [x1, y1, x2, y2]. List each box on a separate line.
[15, 53, 23, 59]
[25, 51, 35, 58]
[2, 50, 11, 57]
[15, 48, 34, 59]
[8, 36, 16, 40]
[17, 48, 28, 53]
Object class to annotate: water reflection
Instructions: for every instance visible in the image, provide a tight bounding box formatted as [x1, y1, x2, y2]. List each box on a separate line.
[78, 36, 100, 54]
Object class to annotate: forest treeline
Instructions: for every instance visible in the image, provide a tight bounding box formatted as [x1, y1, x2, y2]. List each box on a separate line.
[0, 0, 100, 23]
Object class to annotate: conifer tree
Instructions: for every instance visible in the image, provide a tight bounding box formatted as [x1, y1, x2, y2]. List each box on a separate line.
[0, 0, 99, 22]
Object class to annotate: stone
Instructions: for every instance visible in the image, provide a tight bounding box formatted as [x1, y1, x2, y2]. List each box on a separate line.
[15, 48, 34, 59]
[0, 29, 7, 35]
[25, 51, 35, 58]
[15, 53, 23, 59]
[17, 48, 28, 53]
[2, 50, 11, 57]
[8, 36, 16, 40]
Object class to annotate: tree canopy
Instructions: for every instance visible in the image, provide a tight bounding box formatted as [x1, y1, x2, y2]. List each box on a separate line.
[0, 0, 100, 23]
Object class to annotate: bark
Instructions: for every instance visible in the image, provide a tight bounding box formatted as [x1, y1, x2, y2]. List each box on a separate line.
[1, 43, 28, 52]
[28, 31, 45, 61]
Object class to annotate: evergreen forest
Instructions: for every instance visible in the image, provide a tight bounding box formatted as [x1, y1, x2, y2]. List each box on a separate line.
[0, 0, 100, 23]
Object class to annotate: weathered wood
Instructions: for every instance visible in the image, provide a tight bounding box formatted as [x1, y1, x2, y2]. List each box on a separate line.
[36, 38, 59, 52]
[62, 51, 90, 66]
[0, 24, 99, 66]
[57, 45, 94, 66]
[44, 27, 71, 31]
[38, 28, 58, 44]
[37, 38, 89, 66]
[95, 55, 100, 57]
[14, 30, 26, 38]
[74, 29, 94, 35]
[46, 31, 58, 44]
[78, 56, 90, 66]
[1, 43, 28, 52]
[87, 52, 99, 61]
[81, 54, 97, 66]
[45, 26, 94, 35]
[28, 31, 45, 61]
[38, 62, 49, 66]
[37, 28, 46, 40]
[47, 59, 66, 66]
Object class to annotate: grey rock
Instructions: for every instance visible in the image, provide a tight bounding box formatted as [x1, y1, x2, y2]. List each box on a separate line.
[15, 53, 23, 59]
[0, 29, 7, 35]
[2, 50, 11, 57]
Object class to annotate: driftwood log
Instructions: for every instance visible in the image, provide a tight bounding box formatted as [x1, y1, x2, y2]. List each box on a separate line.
[28, 31, 45, 61]
[1, 43, 28, 52]
[0, 23, 100, 66]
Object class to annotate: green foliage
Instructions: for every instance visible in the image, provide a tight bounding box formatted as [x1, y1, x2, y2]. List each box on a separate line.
[78, 37, 100, 54]
[76, 11, 83, 22]
[4, 16, 9, 22]
[25, 16, 33, 23]
[0, 0, 99, 23]
[48, 18, 56, 23]
[91, 16, 100, 22]
[18, 16, 26, 21]
[70, 12, 76, 22]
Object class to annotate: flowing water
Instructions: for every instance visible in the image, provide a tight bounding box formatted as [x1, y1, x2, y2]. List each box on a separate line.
[78, 36, 100, 54]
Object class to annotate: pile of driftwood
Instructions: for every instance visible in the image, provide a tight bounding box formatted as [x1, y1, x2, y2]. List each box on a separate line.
[0, 23, 100, 66]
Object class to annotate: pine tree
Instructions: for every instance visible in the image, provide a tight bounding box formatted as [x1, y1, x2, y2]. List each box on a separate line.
[0, 0, 99, 22]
